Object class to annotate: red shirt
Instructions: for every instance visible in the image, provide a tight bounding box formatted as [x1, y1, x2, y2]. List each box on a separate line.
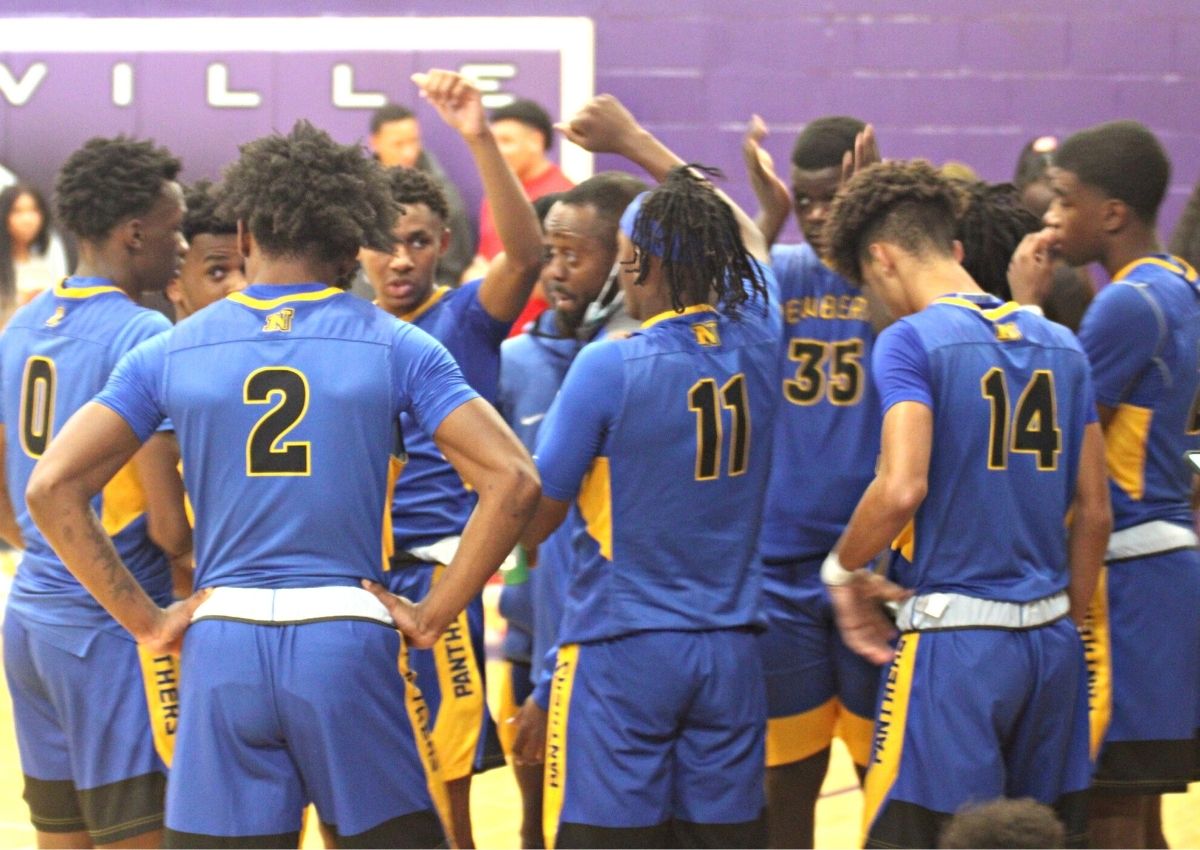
[477, 162, 574, 261]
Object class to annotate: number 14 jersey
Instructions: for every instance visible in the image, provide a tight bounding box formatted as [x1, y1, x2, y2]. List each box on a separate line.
[96, 283, 477, 590]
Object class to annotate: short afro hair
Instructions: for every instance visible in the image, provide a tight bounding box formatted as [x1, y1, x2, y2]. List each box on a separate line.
[181, 179, 237, 242]
[791, 116, 866, 172]
[955, 180, 1041, 299]
[370, 103, 415, 134]
[1055, 120, 1170, 225]
[939, 798, 1066, 849]
[383, 167, 449, 224]
[218, 120, 398, 265]
[825, 159, 968, 285]
[560, 171, 650, 241]
[54, 135, 181, 242]
[490, 98, 554, 151]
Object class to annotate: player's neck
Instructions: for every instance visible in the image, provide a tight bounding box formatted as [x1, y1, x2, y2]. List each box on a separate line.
[73, 246, 138, 299]
[248, 255, 341, 287]
[910, 260, 983, 311]
[1102, 228, 1163, 278]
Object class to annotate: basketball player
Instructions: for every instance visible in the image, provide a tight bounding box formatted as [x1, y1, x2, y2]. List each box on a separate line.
[25, 119, 539, 849]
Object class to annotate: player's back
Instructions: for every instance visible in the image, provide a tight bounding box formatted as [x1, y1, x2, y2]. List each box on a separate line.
[139, 283, 470, 590]
[761, 242, 881, 562]
[884, 295, 1094, 602]
[1, 279, 172, 630]
[556, 304, 779, 644]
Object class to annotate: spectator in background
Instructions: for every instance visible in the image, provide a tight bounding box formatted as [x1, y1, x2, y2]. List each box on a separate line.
[0, 184, 68, 327]
[1168, 172, 1200, 269]
[368, 103, 475, 287]
[1011, 135, 1094, 331]
[939, 799, 1067, 849]
[465, 98, 574, 333]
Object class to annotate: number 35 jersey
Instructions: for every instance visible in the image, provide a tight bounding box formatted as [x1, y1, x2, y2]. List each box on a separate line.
[95, 283, 477, 591]
[0, 278, 173, 633]
[533, 299, 780, 645]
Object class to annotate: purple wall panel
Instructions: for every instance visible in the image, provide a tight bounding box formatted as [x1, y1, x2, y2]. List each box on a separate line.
[0, 1, 1196, 243]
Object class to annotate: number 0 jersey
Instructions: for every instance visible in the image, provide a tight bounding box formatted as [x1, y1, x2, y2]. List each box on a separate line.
[758, 243, 880, 563]
[875, 294, 1097, 602]
[95, 283, 477, 590]
[534, 299, 780, 644]
[1077, 255, 1200, 531]
[0, 278, 172, 633]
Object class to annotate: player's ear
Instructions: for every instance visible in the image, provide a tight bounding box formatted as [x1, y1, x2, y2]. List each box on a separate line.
[236, 220, 252, 259]
[1101, 198, 1128, 235]
[438, 226, 451, 257]
[122, 217, 144, 252]
[951, 239, 965, 263]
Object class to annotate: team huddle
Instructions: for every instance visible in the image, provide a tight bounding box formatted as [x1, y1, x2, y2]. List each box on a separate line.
[0, 67, 1196, 850]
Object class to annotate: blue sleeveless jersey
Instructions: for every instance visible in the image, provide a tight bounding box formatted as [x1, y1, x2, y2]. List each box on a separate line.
[95, 283, 477, 590]
[535, 301, 780, 644]
[759, 243, 880, 563]
[0, 278, 172, 633]
[388, 279, 511, 553]
[1077, 255, 1200, 531]
[876, 294, 1096, 602]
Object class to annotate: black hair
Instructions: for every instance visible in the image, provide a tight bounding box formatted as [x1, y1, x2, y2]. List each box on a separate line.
[370, 103, 415, 134]
[219, 120, 398, 266]
[1169, 174, 1200, 269]
[1055, 120, 1170, 225]
[533, 192, 566, 226]
[0, 184, 52, 305]
[561, 172, 650, 243]
[383, 167, 449, 225]
[628, 164, 767, 318]
[54, 135, 181, 242]
[939, 798, 1066, 849]
[1013, 135, 1059, 190]
[825, 159, 967, 284]
[955, 180, 1042, 299]
[181, 179, 237, 243]
[489, 98, 554, 151]
[791, 116, 866, 171]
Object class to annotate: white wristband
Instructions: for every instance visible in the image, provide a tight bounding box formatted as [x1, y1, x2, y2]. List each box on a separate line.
[820, 551, 858, 587]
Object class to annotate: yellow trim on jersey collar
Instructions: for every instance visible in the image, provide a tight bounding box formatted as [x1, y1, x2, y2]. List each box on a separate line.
[640, 303, 719, 329]
[54, 278, 126, 299]
[399, 285, 450, 323]
[227, 286, 342, 310]
[1112, 255, 1199, 284]
[933, 295, 1022, 322]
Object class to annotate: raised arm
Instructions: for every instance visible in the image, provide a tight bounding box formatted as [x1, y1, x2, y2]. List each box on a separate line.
[415, 70, 543, 323]
[742, 115, 791, 247]
[26, 403, 207, 650]
[557, 94, 769, 263]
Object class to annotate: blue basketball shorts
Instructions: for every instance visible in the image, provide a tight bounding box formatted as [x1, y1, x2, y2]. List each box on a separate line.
[758, 556, 881, 768]
[388, 561, 504, 781]
[1085, 547, 1200, 793]
[862, 622, 1090, 849]
[3, 608, 174, 843]
[543, 628, 766, 849]
[163, 616, 447, 847]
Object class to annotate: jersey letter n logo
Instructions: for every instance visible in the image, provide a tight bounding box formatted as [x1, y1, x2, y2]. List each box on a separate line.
[263, 308, 295, 333]
[44, 306, 65, 328]
[693, 321, 721, 347]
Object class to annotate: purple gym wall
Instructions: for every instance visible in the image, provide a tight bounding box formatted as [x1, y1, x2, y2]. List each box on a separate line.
[1, 1, 1196, 243]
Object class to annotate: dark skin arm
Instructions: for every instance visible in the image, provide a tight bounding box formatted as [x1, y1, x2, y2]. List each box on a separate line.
[1067, 422, 1111, 624]
[135, 431, 194, 584]
[364, 398, 541, 647]
[415, 70, 543, 324]
[742, 115, 791, 247]
[26, 403, 209, 652]
[0, 427, 26, 548]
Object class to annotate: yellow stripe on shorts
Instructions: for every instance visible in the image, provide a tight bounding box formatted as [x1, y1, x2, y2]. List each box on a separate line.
[835, 701, 876, 769]
[765, 698, 837, 767]
[430, 564, 486, 782]
[137, 647, 179, 767]
[543, 643, 579, 850]
[397, 636, 453, 840]
[861, 633, 920, 845]
[1082, 566, 1113, 761]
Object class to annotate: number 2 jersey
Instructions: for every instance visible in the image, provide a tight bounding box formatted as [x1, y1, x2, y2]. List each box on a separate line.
[0, 278, 172, 634]
[874, 294, 1097, 601]
[95, 283, 477, 590]
[534, 299, 781, 645]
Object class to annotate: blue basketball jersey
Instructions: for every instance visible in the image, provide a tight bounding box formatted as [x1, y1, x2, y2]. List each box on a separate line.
[387, 279, 511, 553]
[875, 294, 1096, 602]
[759, 243, 880, 563]
[95, 283, 477, 590]
[0, 278, 172, 633]
[535, 302, 780, 644]
[1077, 255, 1200, 531]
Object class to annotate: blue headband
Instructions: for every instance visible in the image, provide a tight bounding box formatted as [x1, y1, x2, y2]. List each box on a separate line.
[618, 190, 690, 261]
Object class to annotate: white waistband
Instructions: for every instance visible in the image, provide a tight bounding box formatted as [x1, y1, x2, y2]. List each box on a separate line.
[192, 586, 394, 626]
[1106, 520, 1198, 562]
[895, 591, 1069, 632]
[404, 535, 461, 566]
